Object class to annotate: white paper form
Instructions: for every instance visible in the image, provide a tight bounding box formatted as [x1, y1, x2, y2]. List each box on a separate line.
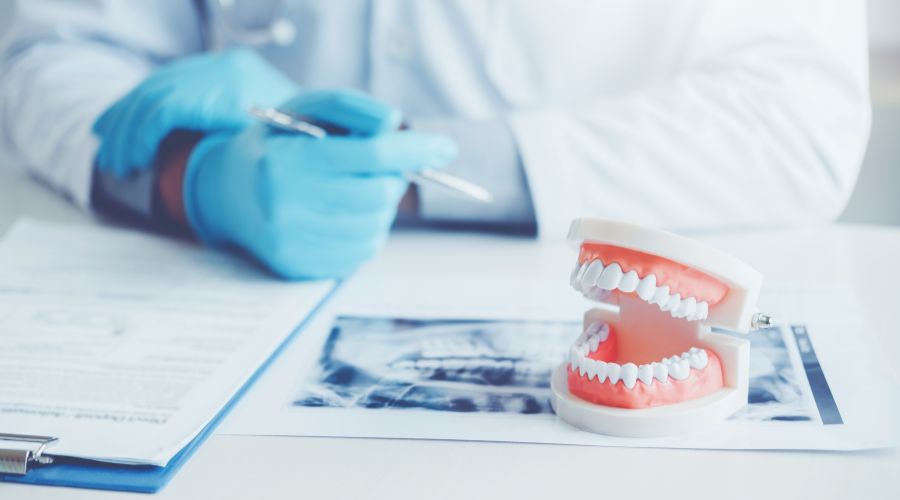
[219, 230, 899, 451]
[0, 219, 334, 465]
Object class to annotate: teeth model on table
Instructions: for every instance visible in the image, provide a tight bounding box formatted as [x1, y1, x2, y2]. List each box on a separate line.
[550, 218, 766, 437]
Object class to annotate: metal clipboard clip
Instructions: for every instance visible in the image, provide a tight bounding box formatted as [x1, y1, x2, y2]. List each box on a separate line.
[0, 433, 58, 475]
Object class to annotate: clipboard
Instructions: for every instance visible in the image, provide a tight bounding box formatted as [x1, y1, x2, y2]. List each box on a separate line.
[0, 283, 340, 493]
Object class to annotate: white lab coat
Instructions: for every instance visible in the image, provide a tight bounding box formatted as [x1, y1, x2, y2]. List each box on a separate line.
[0, 0, 870, 238]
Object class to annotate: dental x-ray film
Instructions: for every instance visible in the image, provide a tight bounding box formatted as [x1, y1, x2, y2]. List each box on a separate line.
[291, 316, 824, 424]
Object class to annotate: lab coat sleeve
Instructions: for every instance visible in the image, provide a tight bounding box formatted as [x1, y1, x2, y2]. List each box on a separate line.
[508, 0, 870, 239]
[0, 0, 202, 207]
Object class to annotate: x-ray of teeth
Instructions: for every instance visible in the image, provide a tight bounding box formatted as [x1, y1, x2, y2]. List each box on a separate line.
[293, 317, 578, 414]
[293, 317, 820, 423]
[730, 327, 812, 422]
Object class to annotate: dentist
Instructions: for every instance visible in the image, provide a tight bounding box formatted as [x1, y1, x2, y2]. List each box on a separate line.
[0, 1, 870, 279]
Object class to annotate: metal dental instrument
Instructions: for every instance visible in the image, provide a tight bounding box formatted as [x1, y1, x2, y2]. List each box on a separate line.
[249, 106, 494, 204]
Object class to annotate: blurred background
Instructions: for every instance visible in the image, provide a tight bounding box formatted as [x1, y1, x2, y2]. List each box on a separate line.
[0, 2, 897, 225]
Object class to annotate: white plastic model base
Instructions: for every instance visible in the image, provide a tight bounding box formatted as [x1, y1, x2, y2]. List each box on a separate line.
[550, 218, 762, 438]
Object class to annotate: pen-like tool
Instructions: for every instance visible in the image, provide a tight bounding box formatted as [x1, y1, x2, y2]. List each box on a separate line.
[249, 106, 494, 204]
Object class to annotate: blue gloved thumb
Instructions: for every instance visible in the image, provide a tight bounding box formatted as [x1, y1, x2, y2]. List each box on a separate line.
[278, 90, 403, 136]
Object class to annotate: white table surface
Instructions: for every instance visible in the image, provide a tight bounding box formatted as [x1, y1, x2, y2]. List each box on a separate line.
[0, 166, 898, 499]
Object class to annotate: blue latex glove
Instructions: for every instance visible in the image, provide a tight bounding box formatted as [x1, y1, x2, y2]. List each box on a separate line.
[93, 48, 297, 177]
[183, 90, 458, 279]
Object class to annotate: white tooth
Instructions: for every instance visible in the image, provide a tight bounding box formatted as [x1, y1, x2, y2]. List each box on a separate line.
[569, 262, 585, 288]
[636, 274, 657, 301]
[651, 362, 669, 382]
[581, 260, 605, 290]
[569, 348, 580, 368]
[662, 293, 681, 313]
[584, 359, 599, 380]
[575, 356, 587, 376]
[637, 364, 654, 385]
[596, 263, 623, 290]
[594, 360, 609, 382]
[677, 297, 697, 319]
[669, 358, 691, 380]
[606, 363, 621, 385]
[618, 270, 640, 293]
[688, 349, 709, 369]
[695, 301, 709, 320]
[620, 363, 638, 389]
[575, 343, 588, 357]
[597, 324, 610, 342]
[587, 334, 601, 353]
[651, 285, 670, 306]
[584, 321, 602, 337]
[584, 287, 613, 302]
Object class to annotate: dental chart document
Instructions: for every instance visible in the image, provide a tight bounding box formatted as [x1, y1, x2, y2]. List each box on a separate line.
[0, 219, 333, 465]
[220, 231, 899, 451]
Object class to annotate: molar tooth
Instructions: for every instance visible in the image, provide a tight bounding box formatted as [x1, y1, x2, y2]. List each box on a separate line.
[584, 359, 599, 380]
[677, 297, 697, 318]
[695, 301, 709, 320]
[618, 270, 640, 293]
[688, 349, 709, 369]
[587, 334, 601, 353]
[581, 260, 605, 291]
[651, 362, 669, 382]
[596, 263, 623, 290]
[584, 321, 602, 337]
[651, 285, 670, 306]
[575, 343, 588, 358]
[568, 349, 579, 368]
[636, 274, 657, 301]
[605, 363, 621, 385]
[597, 324, 610, 342]
[637, 364, 654, 385]
[668, 358, 691, 380]
[575, 356, 588, 376]
[663, 293, 682, 313]
[620, 363, 638, 389]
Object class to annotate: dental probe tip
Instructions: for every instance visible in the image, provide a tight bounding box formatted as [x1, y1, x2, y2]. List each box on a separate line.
[751, 312, 775, 330]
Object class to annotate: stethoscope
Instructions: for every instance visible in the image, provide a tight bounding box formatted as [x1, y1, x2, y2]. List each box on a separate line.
[194, 0, 296, 48]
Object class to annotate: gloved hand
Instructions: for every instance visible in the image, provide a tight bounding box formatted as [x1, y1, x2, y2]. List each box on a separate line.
[93, 48, 296, 177]
[183, 90, 458, 279]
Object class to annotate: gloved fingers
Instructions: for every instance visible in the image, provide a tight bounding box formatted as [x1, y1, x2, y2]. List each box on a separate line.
[266, 207, 395, 245]
[94, 83, 168, 176]
[278, 90, 402, 136]
[255, 212, 395, 280]
[130, 89, 250, 170]
[267, 130, 458, 175]
[264, 171, 409, 215]
[94, 48, 298, 177]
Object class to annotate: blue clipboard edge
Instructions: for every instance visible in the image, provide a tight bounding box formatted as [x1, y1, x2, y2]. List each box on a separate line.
[0, 281, 344, 493]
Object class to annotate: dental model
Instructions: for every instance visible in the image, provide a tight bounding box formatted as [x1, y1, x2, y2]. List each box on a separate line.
[550, 218, 770, 437]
